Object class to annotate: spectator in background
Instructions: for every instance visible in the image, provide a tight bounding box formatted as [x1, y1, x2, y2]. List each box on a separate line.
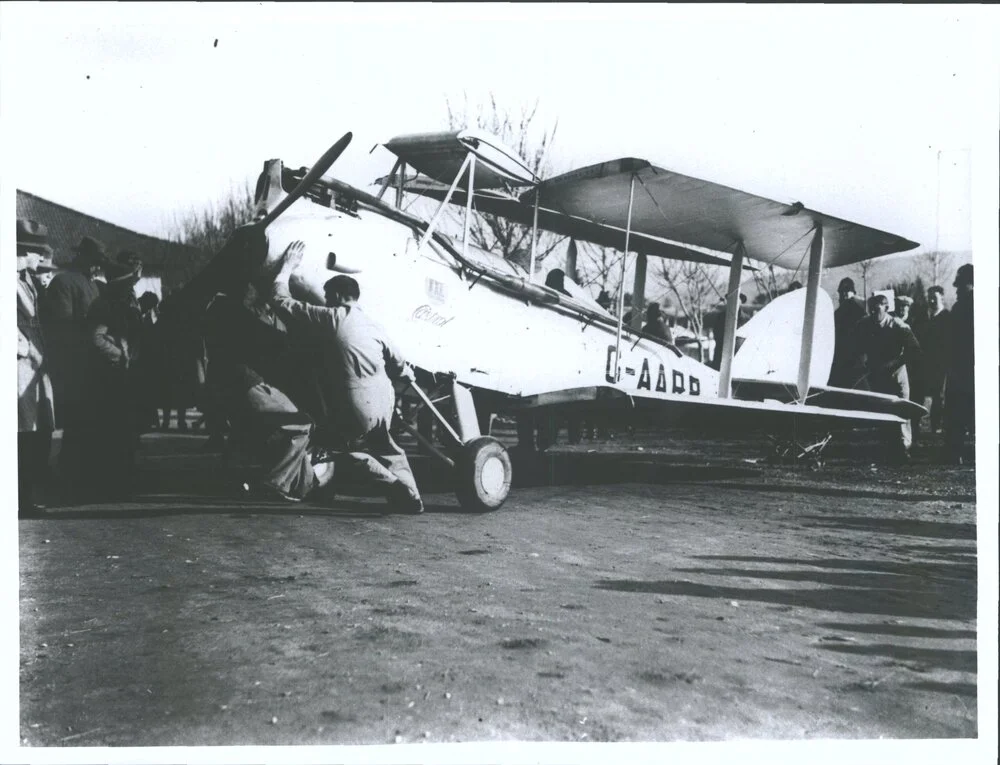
[830, 277, 866, 388]
[891, 295, 921, 439]
[641, 302, 674, 343]
[16, 220, 57, 517]
[918, 285, 950, 435]
[596, 290, 612, 312]
[107, 250, 143, 291]
[710, 293, 748, 370]
[787, 281, 803, 292]
[893, 295, 914, 325]
[944, 264, 974, 464]
[138, 291, 160, 335]
[544, 268, 572, 297]
[34, 254, 57, 289]
[41, 236, 108, 494]
[134, 291, 162, 432]
[854, 293, 922, 463]
[79, 262, 145, 498]
[107, 251, 144, 354]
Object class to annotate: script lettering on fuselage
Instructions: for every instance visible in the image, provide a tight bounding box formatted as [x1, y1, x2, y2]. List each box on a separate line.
[412, 304, 454, 327]
[606, 347, 700, 395]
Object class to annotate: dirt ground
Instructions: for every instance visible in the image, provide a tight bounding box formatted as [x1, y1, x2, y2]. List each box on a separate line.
[18, 426, 979, 746]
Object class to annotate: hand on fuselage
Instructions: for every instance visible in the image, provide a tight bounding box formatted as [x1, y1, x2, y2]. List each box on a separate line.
[277, 240, 306, 278]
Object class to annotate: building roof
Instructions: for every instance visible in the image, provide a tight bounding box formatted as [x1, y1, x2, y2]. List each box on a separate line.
[15, 190, 208, 292]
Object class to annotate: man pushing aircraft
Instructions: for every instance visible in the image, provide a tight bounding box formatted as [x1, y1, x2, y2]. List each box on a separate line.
[267, 240, 424, 514]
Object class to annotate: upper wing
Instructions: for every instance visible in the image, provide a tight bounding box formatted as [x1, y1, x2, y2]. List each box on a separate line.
[524, 159, 918, 268]
[383, 129, 539, 189]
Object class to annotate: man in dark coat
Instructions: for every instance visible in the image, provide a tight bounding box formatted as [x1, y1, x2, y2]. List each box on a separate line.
[641, 302, 674, 343]
[710, 293, 748, 370]
[829, 277, 866, 388]
[80, 271, 143, 497]
[201, 229, 322, 502]
[854, 293, 922, 461]
[106, 251, 145, 351]
[918, 285, 951, 434]
[41, 236, 109, 492]
[944, 264, 974, 464]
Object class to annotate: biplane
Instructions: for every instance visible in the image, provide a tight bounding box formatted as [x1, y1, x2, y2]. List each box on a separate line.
[205, 128, 925, 511]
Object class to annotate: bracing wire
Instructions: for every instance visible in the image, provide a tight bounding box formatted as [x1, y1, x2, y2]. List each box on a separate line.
[634, 171, 821, 308]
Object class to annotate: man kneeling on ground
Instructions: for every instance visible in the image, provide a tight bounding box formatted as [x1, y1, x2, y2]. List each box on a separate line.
[267, 240, 423, 514]
[201, 229, 329, 502]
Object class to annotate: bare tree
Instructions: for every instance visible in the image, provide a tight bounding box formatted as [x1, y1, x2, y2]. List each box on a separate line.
[856, 258, 877, 299]
[750, 264, 796, 305]
[918, 250, 956, 290]
[445, 94, 562, 272]
[167, 181, 256, 258]
[575, 242, 623, 300]
[654, 260, 727, 340]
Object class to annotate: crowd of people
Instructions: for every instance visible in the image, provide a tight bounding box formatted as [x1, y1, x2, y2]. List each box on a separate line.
[15, 219, 424, 518]
[830, 269, 975, 464]
[17, 224, 177, 513]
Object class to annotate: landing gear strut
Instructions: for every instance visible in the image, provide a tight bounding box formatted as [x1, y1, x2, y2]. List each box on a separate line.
[396, 376, 512, 512]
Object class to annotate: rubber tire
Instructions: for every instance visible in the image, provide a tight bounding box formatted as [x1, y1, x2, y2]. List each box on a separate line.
[455, 436, 512, 512]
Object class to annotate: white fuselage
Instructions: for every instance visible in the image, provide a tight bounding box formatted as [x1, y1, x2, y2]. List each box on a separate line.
[265, 202, 718, 404]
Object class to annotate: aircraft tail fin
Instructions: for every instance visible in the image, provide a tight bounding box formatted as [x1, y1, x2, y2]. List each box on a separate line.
[731, 288, 835, 387]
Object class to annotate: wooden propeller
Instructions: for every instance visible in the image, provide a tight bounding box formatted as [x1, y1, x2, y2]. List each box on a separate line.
[258, 131, 353, 229]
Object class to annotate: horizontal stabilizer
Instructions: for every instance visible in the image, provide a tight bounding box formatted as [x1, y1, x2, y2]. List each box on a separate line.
[732, 379, 927, 421]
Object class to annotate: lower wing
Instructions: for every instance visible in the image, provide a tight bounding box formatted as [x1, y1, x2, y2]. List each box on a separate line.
[511, 385, 909, 432]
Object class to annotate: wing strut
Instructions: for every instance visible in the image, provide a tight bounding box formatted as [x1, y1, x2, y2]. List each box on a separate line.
[417, 152, 473, 251]
[797, 223, 826, 402]
[396, 162, 406, 208]
[630, 253, 647, 331]
[717, 242, 746, 398]
[611, 175, 637, 382]
[463, 154, 476, 263]
[376, 157, 403, 202]
[528, 188, 541, 282]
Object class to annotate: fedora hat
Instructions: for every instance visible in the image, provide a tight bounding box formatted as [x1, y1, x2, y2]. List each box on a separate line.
[16, 219, 53, 255]
[117, 249, 143, 266]
[72, 236, 109, 267]
[954, 263, 973, 287]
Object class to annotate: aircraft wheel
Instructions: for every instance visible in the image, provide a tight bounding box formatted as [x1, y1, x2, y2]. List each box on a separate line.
[455, 436, 512, 512]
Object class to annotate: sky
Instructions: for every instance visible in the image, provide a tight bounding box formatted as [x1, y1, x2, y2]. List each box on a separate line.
[1, 3, 996, 259]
